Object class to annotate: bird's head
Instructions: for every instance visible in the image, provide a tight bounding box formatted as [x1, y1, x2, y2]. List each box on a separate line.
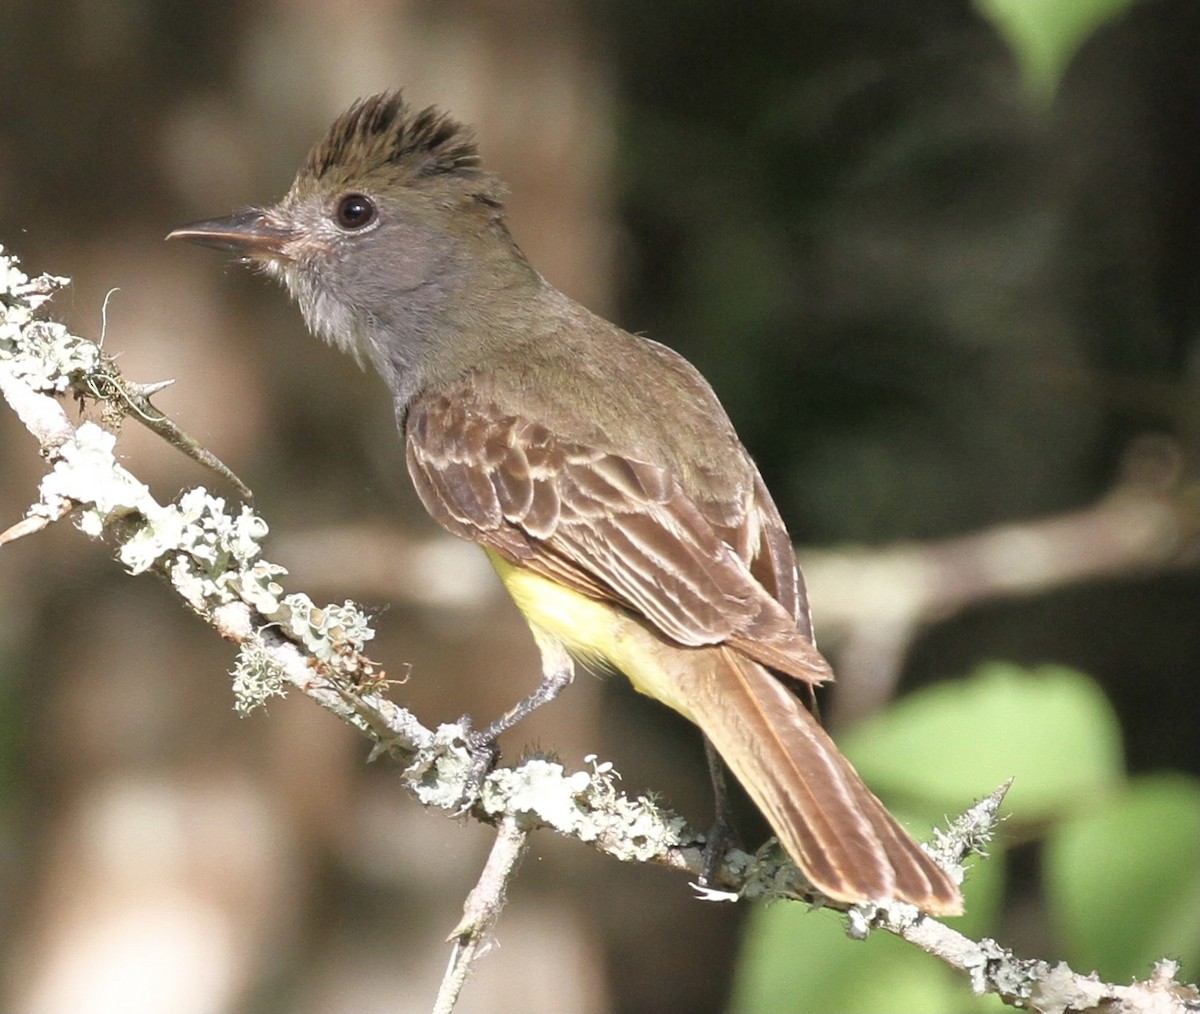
[169, 91, 534, 385]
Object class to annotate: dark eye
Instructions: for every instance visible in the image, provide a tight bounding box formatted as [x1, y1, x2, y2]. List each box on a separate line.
[335, 194, 376, 230]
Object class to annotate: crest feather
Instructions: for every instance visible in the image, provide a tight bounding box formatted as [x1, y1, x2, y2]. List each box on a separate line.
[301, 91, 484, 186]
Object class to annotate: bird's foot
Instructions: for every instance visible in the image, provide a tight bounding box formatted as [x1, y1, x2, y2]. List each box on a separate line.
[699, 812, 739, 887]
[699, 737, 739, 887]
[454, 715, 500, 815]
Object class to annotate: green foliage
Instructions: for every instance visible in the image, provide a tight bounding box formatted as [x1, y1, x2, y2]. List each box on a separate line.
[1046, 774, 1200, 981]
[730, 664, 1200, 1013]
[975, 0, 1137, 98]
[731, 902, 1006, 1014]
[840, 663, 1126, 820]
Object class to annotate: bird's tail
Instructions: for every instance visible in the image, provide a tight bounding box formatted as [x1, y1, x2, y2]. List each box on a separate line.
[679, 645, 963, 914]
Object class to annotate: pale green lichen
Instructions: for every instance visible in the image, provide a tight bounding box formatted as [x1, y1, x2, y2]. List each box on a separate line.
[226, 591, 378, 714]
[478, 754, 689, 862]
[118, 487, 377, 711]
[33, 423, 157, 531]
[408, 724, 477, 810]
[483, 757, 592, 830]
[271, 594, 375, 664]
[234, 560, 289, 615]
[1, 247, 96, 391]
[122, 488, 273, 609]
[230, 638, 288, 716]
[4, 319, 100, 392]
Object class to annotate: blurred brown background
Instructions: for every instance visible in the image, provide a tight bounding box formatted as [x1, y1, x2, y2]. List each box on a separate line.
[1, 2, 1198, 1012]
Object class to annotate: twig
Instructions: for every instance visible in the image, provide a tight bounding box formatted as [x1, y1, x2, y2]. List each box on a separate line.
[83, 354, 254, 500]
[434, 815, 530, 1014]
[804, 452, 1200, 721]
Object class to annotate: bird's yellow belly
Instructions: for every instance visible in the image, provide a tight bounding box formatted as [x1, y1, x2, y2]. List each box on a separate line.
[485, 549, 698, 723]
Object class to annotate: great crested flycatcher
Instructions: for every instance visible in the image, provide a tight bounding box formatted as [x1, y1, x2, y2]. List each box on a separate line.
[169, 91, 962, 915]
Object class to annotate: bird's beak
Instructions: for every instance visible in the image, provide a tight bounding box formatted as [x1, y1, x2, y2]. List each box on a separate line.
[167, 209, 295, 259]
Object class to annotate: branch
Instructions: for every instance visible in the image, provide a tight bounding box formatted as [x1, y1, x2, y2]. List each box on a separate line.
[2, 246, 1195, 1013]
[435, 814, 530, 1014]
[803, 446, 1200, 721]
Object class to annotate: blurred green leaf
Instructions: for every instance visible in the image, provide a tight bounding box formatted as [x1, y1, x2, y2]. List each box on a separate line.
[730, 902, 1006, 1014]
[840, 664, 1125, 821]
[1045, 773, 1200, 982]
[975, 0, 1137, 99]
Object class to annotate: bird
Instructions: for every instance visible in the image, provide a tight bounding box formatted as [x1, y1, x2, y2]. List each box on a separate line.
[169, 90, 962, 915]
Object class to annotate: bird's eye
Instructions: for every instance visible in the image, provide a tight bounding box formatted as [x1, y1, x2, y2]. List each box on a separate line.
[335, 194, 376, 230]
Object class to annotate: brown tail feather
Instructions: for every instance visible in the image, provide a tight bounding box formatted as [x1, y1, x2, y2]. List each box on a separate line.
[681, 645, 963, 914]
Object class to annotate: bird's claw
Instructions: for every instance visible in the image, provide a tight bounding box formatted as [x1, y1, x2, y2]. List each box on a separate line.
[455, 715, 500, 815]
[698, 814, 738, 888]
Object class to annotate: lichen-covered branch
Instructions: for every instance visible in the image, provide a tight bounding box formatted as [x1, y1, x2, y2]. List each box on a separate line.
[3, 246, 1196, 1013]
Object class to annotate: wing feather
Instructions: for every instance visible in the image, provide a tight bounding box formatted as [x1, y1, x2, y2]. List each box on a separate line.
[406, 390, 830, 685]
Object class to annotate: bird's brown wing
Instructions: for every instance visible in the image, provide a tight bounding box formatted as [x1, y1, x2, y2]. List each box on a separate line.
[742, 472, 811, 641]
[405, 391, 830, 686]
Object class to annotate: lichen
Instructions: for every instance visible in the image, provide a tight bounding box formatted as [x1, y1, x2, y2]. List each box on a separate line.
[1, 247, 96, 391]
